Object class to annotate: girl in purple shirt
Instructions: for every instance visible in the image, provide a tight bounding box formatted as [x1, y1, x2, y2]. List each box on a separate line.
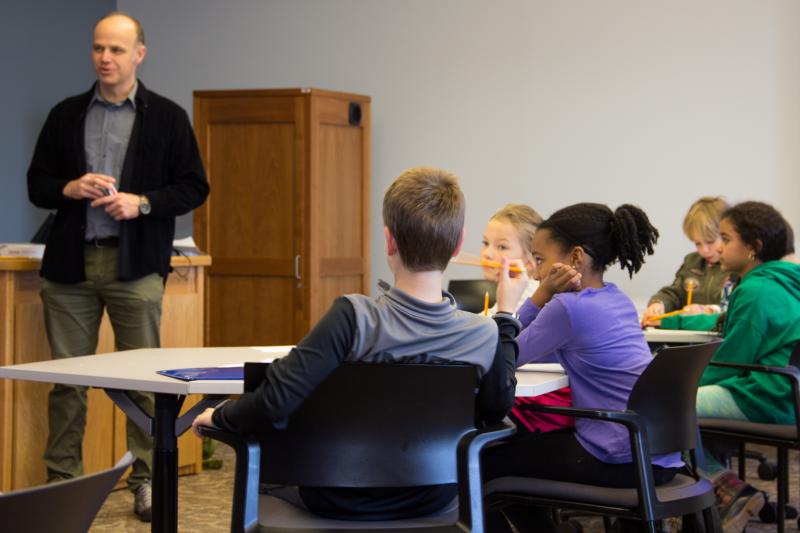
[484, 203, 681, 533]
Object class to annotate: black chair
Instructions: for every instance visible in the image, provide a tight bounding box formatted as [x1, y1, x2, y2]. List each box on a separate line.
[447, 279, 496, 313]
[0, 450, 134, 533]
[484, 341, 723, 533]
[699, 343, 800, 533]
[200, 363, 515, 532]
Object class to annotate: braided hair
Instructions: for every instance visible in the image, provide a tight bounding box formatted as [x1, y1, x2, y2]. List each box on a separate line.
[721, 201, 788, 262]
[538, 203, 659, 278]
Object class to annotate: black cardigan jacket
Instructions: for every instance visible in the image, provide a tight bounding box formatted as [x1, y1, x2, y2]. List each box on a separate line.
[27, 81, 209, 283]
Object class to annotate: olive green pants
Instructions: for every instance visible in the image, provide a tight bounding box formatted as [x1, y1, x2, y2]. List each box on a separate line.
[41, 246, 164, 492]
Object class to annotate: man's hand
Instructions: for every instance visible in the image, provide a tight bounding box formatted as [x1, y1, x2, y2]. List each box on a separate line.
[191, 407, 217, 438]
[63, 173, 117, 200]
[91, 192, 141, 221]
[495, 258, 529, 314]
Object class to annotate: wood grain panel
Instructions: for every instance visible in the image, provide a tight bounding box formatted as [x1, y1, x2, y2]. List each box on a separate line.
[317, 275, 365, 320]
[317, 125, 364, 259]
[209, 277, 297, 346]
[318, 258, 365, 278]
[204, 97, 296, 123]
[208, 122, 296, 260]
[0, 273, 14, 489]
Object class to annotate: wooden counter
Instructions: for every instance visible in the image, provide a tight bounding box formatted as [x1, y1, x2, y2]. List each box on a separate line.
[0, 255, 211, 491]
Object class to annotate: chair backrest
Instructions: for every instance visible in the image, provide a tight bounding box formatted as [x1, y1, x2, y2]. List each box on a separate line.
[627, 340, 722, 455]
[0, 451, 134, 533]
[245, 363, 478, 488]
[447, 279, 496, 313]
[789, 340, 800, 367]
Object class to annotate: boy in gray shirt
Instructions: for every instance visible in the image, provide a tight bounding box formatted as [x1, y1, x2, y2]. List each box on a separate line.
[192, 166, 522, 520]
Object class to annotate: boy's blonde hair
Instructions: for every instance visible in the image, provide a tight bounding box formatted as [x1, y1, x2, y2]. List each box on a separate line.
[683, 196, 730, 242]
[490, 204, 543, 270]
[383, 167, 465, 271]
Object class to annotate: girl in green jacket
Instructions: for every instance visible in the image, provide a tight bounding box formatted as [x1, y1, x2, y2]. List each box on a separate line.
[697, 201, 800, 532]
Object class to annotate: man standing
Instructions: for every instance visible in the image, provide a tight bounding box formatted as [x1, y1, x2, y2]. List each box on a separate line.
[27, 12, 209, 522]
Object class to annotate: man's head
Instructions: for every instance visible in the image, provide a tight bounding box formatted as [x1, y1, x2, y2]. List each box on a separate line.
[92, 12, 146, 96]
[382, 167, 465, 272]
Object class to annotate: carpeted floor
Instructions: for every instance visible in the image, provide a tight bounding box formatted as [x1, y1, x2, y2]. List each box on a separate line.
[90, 444, 799, 532]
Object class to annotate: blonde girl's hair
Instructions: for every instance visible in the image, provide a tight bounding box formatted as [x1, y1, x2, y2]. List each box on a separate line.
[683, 196, 730, 242]
[490, 204, 544, 273]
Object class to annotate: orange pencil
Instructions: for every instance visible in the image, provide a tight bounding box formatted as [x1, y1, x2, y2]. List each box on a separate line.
[686, 286, 693, 306]
[648, 309, 685, 322]
[450, 258, 524, 273]
[483, 291, 490, 316]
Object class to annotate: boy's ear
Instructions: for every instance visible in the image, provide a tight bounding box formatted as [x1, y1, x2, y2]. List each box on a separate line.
[384, 226, 398, 256]
[451, 229, 465, 258]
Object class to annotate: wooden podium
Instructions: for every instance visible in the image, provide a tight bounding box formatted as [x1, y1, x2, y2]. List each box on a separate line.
[0, 254, 211, 491]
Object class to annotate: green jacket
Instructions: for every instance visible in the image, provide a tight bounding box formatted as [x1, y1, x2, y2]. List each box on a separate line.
[700, 261, 800, 424]
[649, 252, 729, 312]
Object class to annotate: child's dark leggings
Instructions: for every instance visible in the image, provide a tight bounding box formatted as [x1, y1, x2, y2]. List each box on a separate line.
[482, 429, 679, 532]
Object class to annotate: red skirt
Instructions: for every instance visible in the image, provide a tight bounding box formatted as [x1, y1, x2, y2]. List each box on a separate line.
[511, 387, 574, 433]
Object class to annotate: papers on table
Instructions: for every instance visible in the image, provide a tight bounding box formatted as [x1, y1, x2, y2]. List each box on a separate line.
[158, 346, 294, 381]
[518, 363, 565, 373]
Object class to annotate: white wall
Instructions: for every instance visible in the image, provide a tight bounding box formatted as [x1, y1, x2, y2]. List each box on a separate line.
[120, 0, 800, 308]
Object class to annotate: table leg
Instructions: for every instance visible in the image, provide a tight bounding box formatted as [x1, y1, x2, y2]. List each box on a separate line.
[105, 390, 228, 533]
[153, 393, 180, 533]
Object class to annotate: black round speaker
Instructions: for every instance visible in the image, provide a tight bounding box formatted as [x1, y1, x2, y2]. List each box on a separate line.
[348, 102, 362, 126]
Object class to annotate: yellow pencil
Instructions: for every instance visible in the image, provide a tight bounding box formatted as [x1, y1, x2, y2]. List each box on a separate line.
[687, 286, 693, 306]
[483, 291, 490, 316]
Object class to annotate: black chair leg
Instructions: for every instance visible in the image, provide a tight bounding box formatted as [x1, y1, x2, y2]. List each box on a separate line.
[738, 442, 746, 480]
[777, 447, 788, 533]
[702, 505, 721, 533]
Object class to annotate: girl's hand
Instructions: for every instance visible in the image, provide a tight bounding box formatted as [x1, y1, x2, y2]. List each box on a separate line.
[495, 258, 529, 314]
[531, 263, 581, 307]
[547, 263, 582, 293]
[640, 301, 665, 327]
[682, 304, 715, 315]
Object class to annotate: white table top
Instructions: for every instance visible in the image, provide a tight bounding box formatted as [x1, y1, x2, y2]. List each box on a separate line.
[643, 328, 720, 344]
[0, 346, 568, 397]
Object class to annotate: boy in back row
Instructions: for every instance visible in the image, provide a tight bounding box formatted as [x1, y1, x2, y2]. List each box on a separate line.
[192, 167, 523, 520]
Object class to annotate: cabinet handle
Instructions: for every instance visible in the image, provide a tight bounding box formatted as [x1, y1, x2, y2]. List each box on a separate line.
[294, 255, 302, 280]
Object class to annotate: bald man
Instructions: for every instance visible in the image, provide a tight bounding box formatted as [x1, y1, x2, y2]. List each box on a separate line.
[27, 12, 209, 522]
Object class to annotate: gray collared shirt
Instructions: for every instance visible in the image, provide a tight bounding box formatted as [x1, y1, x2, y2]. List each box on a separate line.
[84, 83, 138, 240]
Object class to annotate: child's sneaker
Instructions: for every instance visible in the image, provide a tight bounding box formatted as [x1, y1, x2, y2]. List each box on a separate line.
[721, 490, 764, 533]
[711, 470, 765, 533]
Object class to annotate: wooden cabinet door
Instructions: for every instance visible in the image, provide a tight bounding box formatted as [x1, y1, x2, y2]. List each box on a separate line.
[307, 94, 371, 329]
[194, 95, 306, 346]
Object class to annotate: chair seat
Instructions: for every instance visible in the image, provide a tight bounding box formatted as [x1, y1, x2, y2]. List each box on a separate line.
[256, 494, 461, 531]
[484, 474, 712, 510]
[699, 417, 799, 442]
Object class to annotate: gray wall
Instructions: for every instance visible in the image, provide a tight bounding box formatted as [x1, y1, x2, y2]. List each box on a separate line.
[74, 1, 800, 305]
[0, 0, 115, 241]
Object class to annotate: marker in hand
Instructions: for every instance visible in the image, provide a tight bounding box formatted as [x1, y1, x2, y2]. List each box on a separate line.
[97, 184, 118, 196]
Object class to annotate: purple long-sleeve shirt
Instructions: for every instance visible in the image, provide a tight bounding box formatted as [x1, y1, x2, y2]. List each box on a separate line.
[517, 283, 682, 468]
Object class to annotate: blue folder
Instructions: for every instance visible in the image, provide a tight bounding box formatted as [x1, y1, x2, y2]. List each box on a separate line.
[157, 366, 244, 381]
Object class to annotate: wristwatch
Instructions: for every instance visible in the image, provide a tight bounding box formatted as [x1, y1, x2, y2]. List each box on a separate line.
[138, 195, 151, 215]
